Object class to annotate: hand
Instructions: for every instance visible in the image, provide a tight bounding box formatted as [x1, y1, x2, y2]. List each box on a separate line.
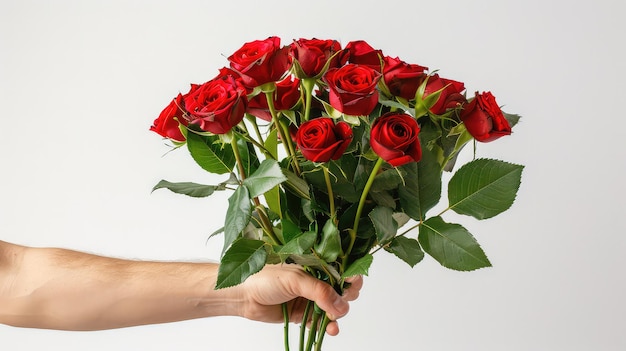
[233, 264, 363, 336]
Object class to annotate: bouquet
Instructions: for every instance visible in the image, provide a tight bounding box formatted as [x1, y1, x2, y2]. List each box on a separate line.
[150, 36, 523, 350]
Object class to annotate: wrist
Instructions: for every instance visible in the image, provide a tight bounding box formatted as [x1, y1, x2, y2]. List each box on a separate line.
[195, 263, 246, 318]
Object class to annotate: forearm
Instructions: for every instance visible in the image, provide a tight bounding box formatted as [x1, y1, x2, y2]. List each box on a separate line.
[0, 243, 243, 330]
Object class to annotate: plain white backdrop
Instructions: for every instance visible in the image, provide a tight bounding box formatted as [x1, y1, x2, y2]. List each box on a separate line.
[1, 0, 625, 350]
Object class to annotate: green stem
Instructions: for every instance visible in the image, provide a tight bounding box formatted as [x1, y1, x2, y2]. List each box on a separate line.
[235, 130, 275, 161]
[322, 166, 335, 218]
[230, 135, 247, 181]
[436, 206, 451, 218]
[343, 157, 385, 269]
[283, 302, 290, 351]
[301, 78, 316, 122]
[265, 92, 301, 175]
[281, 119, 301, 175]
[249, 114, 266, 146]
[314, 313, 331, 351]
[230, 136, 281, 245]
[305, 308, 322, 351]
[299, 301, 314, 351]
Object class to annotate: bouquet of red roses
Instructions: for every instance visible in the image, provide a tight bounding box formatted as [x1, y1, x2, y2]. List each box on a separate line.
[150, 36, 523, 351]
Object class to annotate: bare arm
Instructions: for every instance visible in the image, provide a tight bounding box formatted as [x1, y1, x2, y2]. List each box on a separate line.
[0, 240, 361, 334]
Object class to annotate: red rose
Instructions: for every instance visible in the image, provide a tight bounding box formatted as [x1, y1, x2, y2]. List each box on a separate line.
[295, 118, 353, 162]
[247, 76, 301, 122]
[150, 92, 188, 142]
[290, 38, 348, 78]
[370, 113, 422, 167]
[324, 64, 381, 116]
[345, 40, 383, 71]
[460, 92, 511, 142]
[422, 74, 466, 115]
[183, 73, 248, 134]
[227, 36, 292, 88]
[382, 56, 428, 100]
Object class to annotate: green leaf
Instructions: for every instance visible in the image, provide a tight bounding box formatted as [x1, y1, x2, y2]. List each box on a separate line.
[264, 185, 282, 219]
[215, 238, 267, 289]
[243, 159, 287, 198]
[223, 186, 252, 255]
[385, 236, 424, 268]
[264, 128, 279, 159]
[371, 168, 405, 192]
[419, 216, 491, 271]
[283, 168, 310, 200]
[342, 254, 374, 277]
[398, 148, 442, 221]
[187, 131, 235, 175]
[314, 219, 342, 262]
[151, 180, 222, 198]
[448, 158, 524, 220]
[287, 254, 342, 283]
[281, 218, 303, 243]
[300, 156, 360, 203]
[369, 206, 397, 245]
[279, 231, 316, 255]
[378, 97, 411, 114]
[236, 138, 260, 178]
[369, 190, 396, 208]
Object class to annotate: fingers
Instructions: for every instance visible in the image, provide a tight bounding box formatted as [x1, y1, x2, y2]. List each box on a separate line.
[289, 272, 364, 323]
[342, 275, 363, 301]
[290, 275, 349, 321]
[325, 320, 340, 336]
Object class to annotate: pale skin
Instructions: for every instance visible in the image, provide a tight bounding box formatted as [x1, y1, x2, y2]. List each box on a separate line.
[0, 240, 362, 335]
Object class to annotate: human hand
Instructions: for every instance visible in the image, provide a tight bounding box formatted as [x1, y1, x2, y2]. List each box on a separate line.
[232, 264, 363, 336]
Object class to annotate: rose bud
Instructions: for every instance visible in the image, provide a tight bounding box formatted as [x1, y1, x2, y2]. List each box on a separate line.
[295, 118, 353, 163]
[324, 64, 381, 116]
[150, 92, 188, 142]
[183, 73, 248, 135]
[382, 56, 428, 100]
[345, 40, 384, 71]
[227, 36, 292, 88]
[422, 74, 466, 115]
[370, 113, 422, 167]
[290, 38, 348, 78]
[460, 92, 512, 142]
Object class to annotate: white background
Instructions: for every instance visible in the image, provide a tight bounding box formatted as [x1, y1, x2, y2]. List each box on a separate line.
[1, 0, 625, 350]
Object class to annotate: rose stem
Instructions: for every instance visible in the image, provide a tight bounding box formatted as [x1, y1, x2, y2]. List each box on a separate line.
[299, 301, 314, 351]
[322, 166, 336, 219]
[301, 78, 316, 122]
[265, 91, 301, 175]
[282, 302, 291, 351]
[229, 136, 280, 245]
[343, 157, 385, 271]
[314, 313, 331, 351]
[305, 308, 322, 351]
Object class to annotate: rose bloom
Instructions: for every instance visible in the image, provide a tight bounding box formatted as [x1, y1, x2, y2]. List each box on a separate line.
[227, 36, 292, 88]
[291, 38, 348, 78]
[324, 64, 382, 116]
[150, 92, 188, 142]
[295, 118, 353, 162]
[345, 40, 383, 71]
[382, 56, 428, 100]
[460, 92, 512, 142]
[183, 73, 248, 135]
[370, 113, 422, 167]
[423, 74, 466, 115]
[247, 76, 301, 122]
